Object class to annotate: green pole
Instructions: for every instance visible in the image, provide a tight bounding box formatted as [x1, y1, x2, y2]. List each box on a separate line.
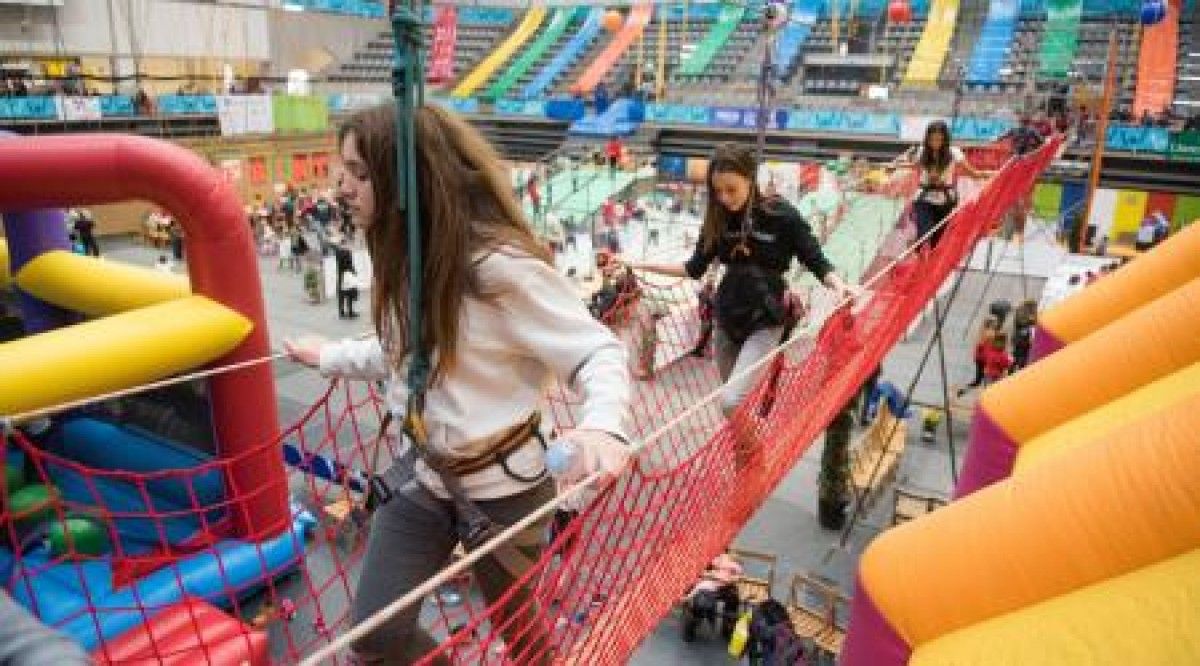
[391, 0, 431, 395]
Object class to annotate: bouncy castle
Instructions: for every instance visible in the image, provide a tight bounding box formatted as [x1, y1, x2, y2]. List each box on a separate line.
[843, 222, 1200, 664]
[0, 135, 309, 663]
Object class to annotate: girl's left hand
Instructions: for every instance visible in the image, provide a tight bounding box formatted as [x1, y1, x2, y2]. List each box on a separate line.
[560, 429, 632, 485]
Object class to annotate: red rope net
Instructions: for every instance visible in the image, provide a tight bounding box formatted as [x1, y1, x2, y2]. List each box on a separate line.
[0, 137, 1058, 665]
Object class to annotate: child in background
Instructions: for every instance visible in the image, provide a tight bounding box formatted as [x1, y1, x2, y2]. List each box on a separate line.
[982, 332, 1014, 385]
[1010, 300, 1037, 371]
[958, 316, 999, 396]
[68, 233, 87, 255]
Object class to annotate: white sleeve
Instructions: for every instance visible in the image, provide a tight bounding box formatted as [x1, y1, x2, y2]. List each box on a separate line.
[318, 337, 391, 381]
[491, 254, 632, 440]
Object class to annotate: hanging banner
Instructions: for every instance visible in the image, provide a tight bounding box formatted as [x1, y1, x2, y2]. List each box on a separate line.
[247, 156, 268, 185]
[311, 152, 330, 181]
[292, 154, 312, 182]
[1168, 130, 1200, 162]
[58, 96, 102, 121]
[272, 95, 330, 134]
[427, 5, 458, 83]
[219, 158, 244, 185]
[216, 94, 274, 136]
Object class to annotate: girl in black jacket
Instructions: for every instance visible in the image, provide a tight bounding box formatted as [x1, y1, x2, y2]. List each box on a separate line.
[627, 144, 858, 472]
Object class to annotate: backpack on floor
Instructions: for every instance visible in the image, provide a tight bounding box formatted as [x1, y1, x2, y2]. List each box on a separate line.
[748, 599, 806, 665]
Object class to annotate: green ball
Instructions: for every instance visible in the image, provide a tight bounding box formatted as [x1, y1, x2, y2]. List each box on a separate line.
[8, 485, 61, 528]
[47, 517, 109, 559]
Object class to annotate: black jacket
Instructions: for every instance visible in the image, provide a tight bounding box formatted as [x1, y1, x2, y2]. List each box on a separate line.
[683, 197, 833, 282]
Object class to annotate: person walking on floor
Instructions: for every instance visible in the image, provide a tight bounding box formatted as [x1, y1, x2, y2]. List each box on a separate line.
[333, 238, 359, 319]
[284, 102, 632, 666]
[72, 208, 101, 257]
[1010, 300, 1036, 372]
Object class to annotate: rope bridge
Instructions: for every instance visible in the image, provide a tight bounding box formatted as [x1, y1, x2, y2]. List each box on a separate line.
[0, 138, 1057, 665]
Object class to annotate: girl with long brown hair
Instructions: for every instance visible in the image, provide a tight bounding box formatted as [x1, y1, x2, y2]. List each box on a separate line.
[285, 103, 632, 664]
[626, 143, 857, 418]
[890, 120, 993, 248]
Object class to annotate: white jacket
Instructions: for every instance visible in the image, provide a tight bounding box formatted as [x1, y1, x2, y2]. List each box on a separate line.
[319, 251, 631, 499]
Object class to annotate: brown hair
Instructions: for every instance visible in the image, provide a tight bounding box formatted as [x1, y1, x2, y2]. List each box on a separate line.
[337, 102, 551, 382]
[700, 143, 760, 255]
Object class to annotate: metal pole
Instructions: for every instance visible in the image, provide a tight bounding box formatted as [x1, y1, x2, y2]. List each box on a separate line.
[656, 1, 668, 100]
[1078, 30, 1117, 253]
[931, 296, 959, 484]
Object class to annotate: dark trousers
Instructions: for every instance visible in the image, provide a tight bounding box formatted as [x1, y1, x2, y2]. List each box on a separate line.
[691, 320, 713, 356]
[913, 200, 955, 249]
[1012, 345, 1030, 371]
[81, 233, 100, 257]
[967, 360, 985, 387]
[338, 288, 358, 318]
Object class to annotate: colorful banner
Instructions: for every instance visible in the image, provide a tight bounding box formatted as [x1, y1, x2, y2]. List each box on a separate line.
[219, 158, 244, 185]
[292, 154, 312, 182]
[156, 95, 218, 115]
[952, 115, 1014, 141]
[787, 109, 899, 135]
[58, 96, 102, 121]
[216, 94, 274, 136]
[99, 95, 135, 117]
[1086, 188, 1117, 241]
[643, 103, 713, 125]
[247, 157, 268, 186]
[708, 107, 787, 130]
[429, 96, 480, 114]
[326, 92, 388, 113]
[0, 97, 58, 119]
[1032, 182, 1063, 221]
[1111, 189, 1148, 237]
[427, 5, 457, 83]
[456, 6, 515, 24]
[272, 95, 329, 134]
[1105, 124, 1169, 153]
[1172, 195, 1200, 231]
[311, 152, 330, 181]
[495, 99, 546, 116]
[1168, 130, 1200, 162]
[1145, 191, 1176, 224]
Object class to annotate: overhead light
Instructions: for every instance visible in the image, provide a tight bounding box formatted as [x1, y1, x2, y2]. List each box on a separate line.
[282, 3, 305, 12]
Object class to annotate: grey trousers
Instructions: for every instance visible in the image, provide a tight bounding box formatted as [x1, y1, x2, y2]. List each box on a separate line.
[714, 325, 785, 416]
[351, 467, 555, 665]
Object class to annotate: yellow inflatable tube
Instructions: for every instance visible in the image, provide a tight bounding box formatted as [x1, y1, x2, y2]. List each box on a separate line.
[1041, 222, 1200, 347]
[983, 276, 1200, 444]
[859, 393, 1200, 647]
[912, 548, 1200, 665]
[1014, 360, 1200, 474]
[0, 296, 251, 416]
[16, 250, 189, 316]
[0, 238, 10, 290]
